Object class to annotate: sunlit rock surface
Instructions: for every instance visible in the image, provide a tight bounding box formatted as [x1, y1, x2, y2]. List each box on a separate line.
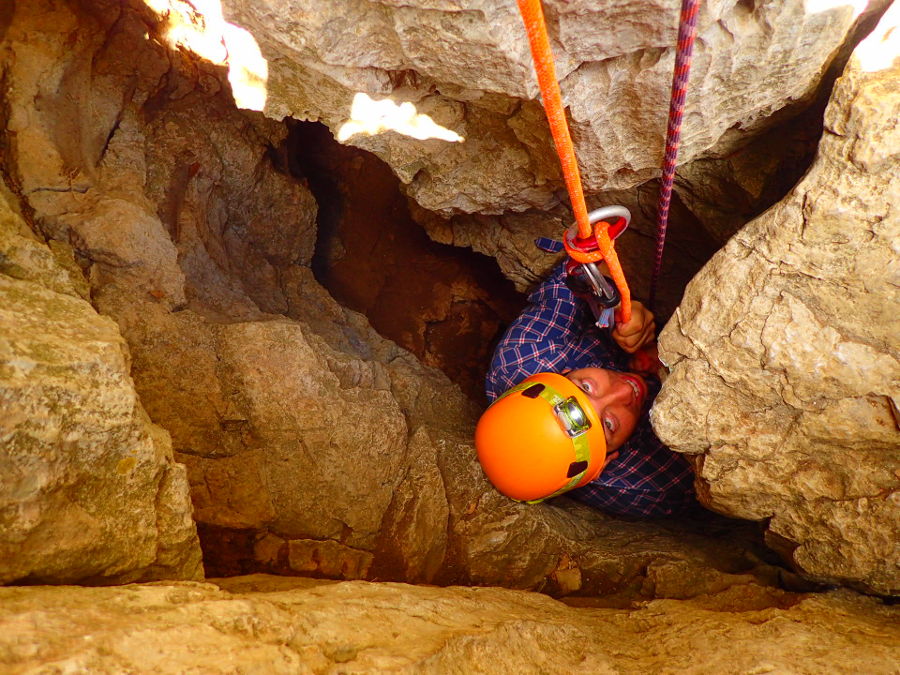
[212, 0, 878, 215]
[653, 6, 900, 596]
[0, 576, 897, 673]
[0, 182, 202, 584]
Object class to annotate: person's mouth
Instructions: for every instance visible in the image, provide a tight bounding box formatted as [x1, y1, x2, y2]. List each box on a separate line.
[620, 373, 647, 409]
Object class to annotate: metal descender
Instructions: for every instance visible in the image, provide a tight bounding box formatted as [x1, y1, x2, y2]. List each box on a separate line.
[563, 205, 631, 330]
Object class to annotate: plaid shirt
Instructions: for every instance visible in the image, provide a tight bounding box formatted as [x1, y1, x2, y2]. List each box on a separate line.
[486, 260, 694, 517]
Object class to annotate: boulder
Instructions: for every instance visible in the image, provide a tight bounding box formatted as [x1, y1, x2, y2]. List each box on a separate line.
[652, 5, 900, 596]
[209, 0, 879, 214]
[0, 182, 202, 584]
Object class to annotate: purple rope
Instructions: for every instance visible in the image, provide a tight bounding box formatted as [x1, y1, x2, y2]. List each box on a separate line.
[648, 0, 700, 312]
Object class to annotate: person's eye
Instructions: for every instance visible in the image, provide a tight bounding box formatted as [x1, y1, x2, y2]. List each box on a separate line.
[579, 380, 593, 394]
[603, 414, 617, 434]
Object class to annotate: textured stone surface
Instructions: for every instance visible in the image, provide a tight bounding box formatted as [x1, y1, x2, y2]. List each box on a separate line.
[652, 6, 900, 596]
[4, 0, 896, 606]
[0, 0, 797, 597]
[0, 182, 202, 585]
[0, 577, 897, 673]
[416, 184, 721, 322]
[208, 0, 877, 215]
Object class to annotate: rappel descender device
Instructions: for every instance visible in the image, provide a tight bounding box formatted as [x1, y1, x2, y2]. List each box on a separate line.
[564, 205, 631, 330]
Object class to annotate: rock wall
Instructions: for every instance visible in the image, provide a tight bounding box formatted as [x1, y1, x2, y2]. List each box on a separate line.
[1, 0, 801, 598]
[0, 576, 897, 673]
[0, 179, 202, 583]
[652, 5, 900, 596]
[2, 0, 896, 606]
[287, 120, 524, 402]
[217, 0, 877, 217]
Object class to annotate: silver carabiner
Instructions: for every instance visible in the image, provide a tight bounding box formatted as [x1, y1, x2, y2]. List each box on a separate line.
[564, 206, 631, 305]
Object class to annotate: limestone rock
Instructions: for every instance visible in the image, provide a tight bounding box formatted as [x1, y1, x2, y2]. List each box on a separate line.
[0, 0, 810, 598]
[287, 121, 524, 401]
[206, 0, 877, 214]
[0, 183, 90, 301]
[416, 185, 720, 321]
[0, 185, 202, 585]
[0, 577, 897, 673]
[6, 0, 895, 603]
[652, 6, 900, 595]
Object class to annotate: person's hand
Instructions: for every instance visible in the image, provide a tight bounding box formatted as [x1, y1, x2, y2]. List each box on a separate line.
[612, 301, 656, 354]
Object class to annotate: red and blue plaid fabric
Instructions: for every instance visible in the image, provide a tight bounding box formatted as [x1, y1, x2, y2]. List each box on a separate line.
[486, 261, 695, 517]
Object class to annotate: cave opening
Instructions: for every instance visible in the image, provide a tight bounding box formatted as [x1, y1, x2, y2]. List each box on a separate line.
[215, 114, 837, 599]
[281, 119, 525, 404]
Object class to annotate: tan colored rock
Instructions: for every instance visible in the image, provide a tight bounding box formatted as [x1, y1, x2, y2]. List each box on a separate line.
[416, 186, 720, 321]
[8, 0, 898, 605]
[287, 539, 373, 579]
[5, 0, 418, 577]
[0, 183, 90, 301]
[0, 577, 897, 673]
[0, 185, 202, 585]
[0, 0, 817, 597]
[289, 124, 523, 401]
[204, 0, 880, 214]
[652, 6, 900, 595]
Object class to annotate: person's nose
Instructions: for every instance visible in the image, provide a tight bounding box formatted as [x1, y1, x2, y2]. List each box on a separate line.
[591, 378, 632, 410]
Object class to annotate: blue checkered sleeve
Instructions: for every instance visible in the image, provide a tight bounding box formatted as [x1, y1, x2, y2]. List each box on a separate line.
[568, 410, 695, 517]
[485, 262, 618, 401]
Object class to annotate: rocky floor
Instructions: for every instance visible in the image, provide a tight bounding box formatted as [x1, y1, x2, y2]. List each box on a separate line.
[1, 575, 897, 674]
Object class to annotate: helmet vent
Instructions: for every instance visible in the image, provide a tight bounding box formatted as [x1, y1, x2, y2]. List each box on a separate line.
[522, 384, 545, 398]
[566, 460, 588, 478]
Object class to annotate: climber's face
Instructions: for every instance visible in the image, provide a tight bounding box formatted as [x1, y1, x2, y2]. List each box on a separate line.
[565, 367, 647, 452]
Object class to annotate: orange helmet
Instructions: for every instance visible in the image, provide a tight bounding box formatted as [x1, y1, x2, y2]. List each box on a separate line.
[475, 372, 607, 503]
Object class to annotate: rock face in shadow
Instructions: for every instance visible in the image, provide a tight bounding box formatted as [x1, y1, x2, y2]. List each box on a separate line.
[652, 7, 900, 596]
[415, 185, 722, 323]
[0, 577, 897, 673]
[0, 181, 202, 584]
[211, 0, 878, 215]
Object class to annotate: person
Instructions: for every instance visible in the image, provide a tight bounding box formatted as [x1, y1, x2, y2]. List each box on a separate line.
[474, 257, 694, 517]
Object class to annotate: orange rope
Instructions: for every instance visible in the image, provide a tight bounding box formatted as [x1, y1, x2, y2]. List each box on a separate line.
[516, 0, 631, 323]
